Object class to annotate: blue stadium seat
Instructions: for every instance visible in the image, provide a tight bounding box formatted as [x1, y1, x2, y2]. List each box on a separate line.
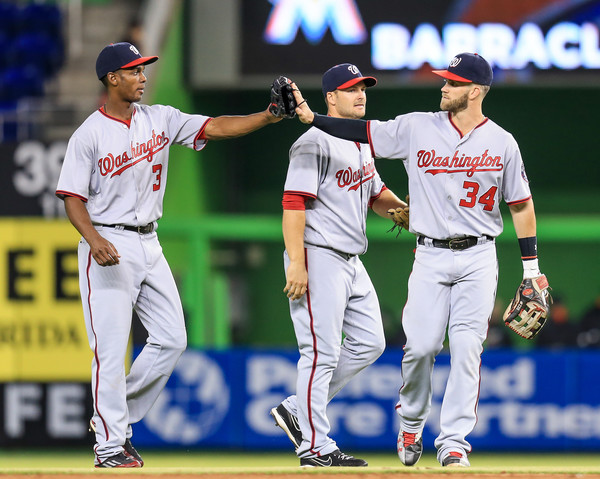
[0, 32, 10, 70]
[11, 32, 64, 76]
[0, 1, 64, 130]
[0, 65, 44, 101]
[0, 2, 19, 38]
[19, 3, 62, 37]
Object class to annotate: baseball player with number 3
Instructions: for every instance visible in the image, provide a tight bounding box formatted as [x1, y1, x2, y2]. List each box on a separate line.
[286, 53, 551, 467]
[55, 42, 285, 468]
[270, 64, 407, 467]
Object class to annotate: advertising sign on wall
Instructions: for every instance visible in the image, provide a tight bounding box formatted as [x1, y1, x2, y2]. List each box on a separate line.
[0, 382, 93, 447]
[0, 219, 90, 381]
[133, 348, 600, 451]
[2, 349, 600, 450]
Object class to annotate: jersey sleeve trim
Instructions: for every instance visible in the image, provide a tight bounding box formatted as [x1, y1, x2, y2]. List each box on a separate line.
[505, 195, 532, 206]
[283, 190, 317, 200]
[368, 185, 388, 208]
[194, 118, 213, 149]
[56, 190, 88, 202]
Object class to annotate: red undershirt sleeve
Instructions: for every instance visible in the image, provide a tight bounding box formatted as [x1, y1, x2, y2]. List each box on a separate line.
[282, 192, 309, 210]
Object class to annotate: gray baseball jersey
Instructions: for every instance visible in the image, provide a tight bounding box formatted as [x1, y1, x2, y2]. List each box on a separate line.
[284, 126, 386, 255]
[367, 112, 531, 238]
[57, 104, 210, 225]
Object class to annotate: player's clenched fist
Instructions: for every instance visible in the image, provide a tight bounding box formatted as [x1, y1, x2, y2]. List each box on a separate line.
[89, 237, 121, 266]
[283, 261, 308, 301]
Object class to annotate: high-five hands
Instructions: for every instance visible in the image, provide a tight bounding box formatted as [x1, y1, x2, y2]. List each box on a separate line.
[290, 82, 315, 124]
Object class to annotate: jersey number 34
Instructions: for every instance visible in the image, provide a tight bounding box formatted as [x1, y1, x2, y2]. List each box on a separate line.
[459, 181, 497, 211]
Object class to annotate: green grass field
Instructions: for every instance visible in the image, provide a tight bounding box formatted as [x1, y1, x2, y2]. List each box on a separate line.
[0, 450, 599, 475]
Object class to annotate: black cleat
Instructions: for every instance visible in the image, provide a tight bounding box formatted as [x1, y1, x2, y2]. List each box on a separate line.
[124, 438, 144, 466]
[300, 449, 368, 467]
[95, 451, 142, 468]
[90, 418, 144, 467]
[270, 403, 302, 450]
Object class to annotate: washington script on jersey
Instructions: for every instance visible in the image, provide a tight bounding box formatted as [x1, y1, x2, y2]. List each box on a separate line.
[98, 130, 170, 178]
[416, 148, 503, 177]
[335, 159, 376, 190]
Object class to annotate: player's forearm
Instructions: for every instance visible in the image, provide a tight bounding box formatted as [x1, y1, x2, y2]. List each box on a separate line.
[282, 209, 306, 263]
[509, 198, 542, 278]
[509, 199, 536, 238]
[64, 196, 103, 244]
[371, 189, 407, 218]
[311, 114, 369, 143]
[204, 109, 280, 140]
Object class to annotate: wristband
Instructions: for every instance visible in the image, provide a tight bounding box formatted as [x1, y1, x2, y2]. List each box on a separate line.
[518, 236, 537, 260]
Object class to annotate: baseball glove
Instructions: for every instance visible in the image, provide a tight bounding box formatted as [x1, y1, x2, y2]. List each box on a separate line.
[503, 274, 552, 339]
[269, 76, 297, 119]
[387, 195, 410, 236]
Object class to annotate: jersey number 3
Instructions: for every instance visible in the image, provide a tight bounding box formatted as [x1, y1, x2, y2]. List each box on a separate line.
[459, 181, 497, 211]
[153, 164, 162, 191]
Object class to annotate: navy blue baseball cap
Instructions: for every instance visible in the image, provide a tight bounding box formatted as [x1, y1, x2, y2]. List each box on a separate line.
[432, 53, 493, 86]
[96, 42, 158, 80]
[322, 63, 377, 97]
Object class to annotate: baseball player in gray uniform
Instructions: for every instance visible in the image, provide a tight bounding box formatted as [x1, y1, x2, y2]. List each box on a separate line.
[270, 64, 407, 467]
[55, 42, 282, 468]
[289, 53, 548, 467]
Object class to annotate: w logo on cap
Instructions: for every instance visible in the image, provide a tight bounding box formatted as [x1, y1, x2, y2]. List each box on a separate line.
[449, 57, 462, 67]
[130, 45, 140, 55]
[347, 64, 359, 74]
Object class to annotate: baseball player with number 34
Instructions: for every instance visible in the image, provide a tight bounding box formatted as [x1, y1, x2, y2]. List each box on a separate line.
[286, 53, 551, 467]
[55, 42, 285, 468]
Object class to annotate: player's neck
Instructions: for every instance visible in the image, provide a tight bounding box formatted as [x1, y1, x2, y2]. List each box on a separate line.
[449, 107, 485, 135]
[103, 99, 135, 121]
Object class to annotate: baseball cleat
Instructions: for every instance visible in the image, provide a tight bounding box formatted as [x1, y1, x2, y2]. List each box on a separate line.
[90, 418, 144, 466]
[397, 429, 423, 466]
[124, 438, 144, 466]
[270, 403, 303, 450]
[442, 451, 470, 467]
[95, 451, 142, 468]
[300, 449, 367, 467]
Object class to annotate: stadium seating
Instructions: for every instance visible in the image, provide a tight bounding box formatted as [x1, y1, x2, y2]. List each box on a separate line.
[0, 1, 64, 139]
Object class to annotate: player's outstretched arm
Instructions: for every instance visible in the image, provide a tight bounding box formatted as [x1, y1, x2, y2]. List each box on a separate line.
[64, 196, 121, 266]
[290, 82, 369, 143]
[203, 108, 282, 140]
